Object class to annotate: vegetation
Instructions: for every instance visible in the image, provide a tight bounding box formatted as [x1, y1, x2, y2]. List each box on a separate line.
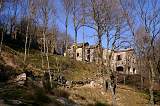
[0, 0, 159, 106]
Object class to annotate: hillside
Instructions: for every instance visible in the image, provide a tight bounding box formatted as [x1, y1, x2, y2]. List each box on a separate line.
[0, 45, 98, 80]
[0, 45, 159, 106]
[66, 85, 149, 106]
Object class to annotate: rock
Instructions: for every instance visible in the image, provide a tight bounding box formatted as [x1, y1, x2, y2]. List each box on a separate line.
[13, 73, 26, 85]
[98, 78, 104, 85]
[36, 80, 43, 88]
[66, 81, 71, 86]
[56, 97, 76, 106]
[17, 81, 25, 85]
[54, 75, 67, 85]
[90, 81, 95, 87]
[15, 73, 26, 82]
[0, 99, 10, 106]
[66, 81, 72, 88]
[6, 100, 23, 105]
[56, 97, 66, 104]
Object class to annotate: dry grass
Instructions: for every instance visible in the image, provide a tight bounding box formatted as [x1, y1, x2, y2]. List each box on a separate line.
[64, 84, 149, 106]
[66, 86, 109, 106]
[1, 45, 99, 81]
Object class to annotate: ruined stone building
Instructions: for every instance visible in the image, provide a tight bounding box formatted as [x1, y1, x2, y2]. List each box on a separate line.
[65, 42, 137, 74]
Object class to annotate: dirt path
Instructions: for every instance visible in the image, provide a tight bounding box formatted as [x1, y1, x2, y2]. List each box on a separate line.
[66, 85, 149, 106]
[115, 85, 148, 106]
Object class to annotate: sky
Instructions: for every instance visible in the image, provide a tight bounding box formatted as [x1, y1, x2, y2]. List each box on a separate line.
[54, 0, 100, 47]
[54, 0, 160, 50]
[54, 0, 132, 49]
[4, 0, 159, 49]
[1, 0, 132, 49]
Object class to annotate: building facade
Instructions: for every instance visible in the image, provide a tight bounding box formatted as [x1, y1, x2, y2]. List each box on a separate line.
[65, 42, 137, 74]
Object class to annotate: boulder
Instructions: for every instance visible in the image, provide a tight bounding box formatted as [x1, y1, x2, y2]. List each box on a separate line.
[90, 81, 96, 87]
[15, 73, 26, 82]
[13, 73, 26, 85]
[66, 81, 72, 88]
[6, 100, 23, 105]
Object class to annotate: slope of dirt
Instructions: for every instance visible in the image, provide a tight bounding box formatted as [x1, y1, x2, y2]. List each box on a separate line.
[115, 85, 148, 106]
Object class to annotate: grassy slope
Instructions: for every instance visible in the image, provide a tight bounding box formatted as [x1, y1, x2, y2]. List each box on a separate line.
[0, 45, 99, 105]
[66, 85, 149, 106]
[1, 45, 98, 80]
[1, 45, 159, 106]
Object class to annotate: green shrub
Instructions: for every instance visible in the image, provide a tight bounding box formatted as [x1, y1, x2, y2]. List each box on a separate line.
[34, 88, 52, 104]
[2, 89, 25, 100]
[154, 91, 160, 104]
[95, 101, 109, 106]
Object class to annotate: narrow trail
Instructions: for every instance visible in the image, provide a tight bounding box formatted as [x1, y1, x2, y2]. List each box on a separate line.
[115, 85, 148, 106]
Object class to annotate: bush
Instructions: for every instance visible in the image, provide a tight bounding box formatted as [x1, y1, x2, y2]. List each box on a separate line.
[0, 63, 16, 82]
[95, 102, 109, 106]
[154, 91, 160, 105]
[42, 72, 53, 92]
[34, 88, 52, 104]
[52, 88, 69, 98]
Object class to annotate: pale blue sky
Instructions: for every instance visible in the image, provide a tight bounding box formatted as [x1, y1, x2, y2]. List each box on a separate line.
[54, 0, 100, 47]
[54, 0, 132, 48]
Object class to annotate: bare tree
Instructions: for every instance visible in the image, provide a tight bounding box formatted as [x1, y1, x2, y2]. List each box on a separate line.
[81, 0, 87, 61]
[39, 0, 55, 89]
[27, 0, 38, 56]
[83, 0, 107, 65]
[62, 0, 73, 56]
[103, 0, 129, 105]
[10, 0, 22, 39]
[83, 0, 125, 105]
[0, 0, 5, 54]
[70, 0, 83, 59]
[120, 0, 160, 105]
[23, 0, 38, 63]
[0, 26, 3, 54]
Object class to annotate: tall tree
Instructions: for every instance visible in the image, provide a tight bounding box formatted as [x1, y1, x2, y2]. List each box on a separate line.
[62, 0, 73, 56]
[84, 0, 108, 64]
[0, 0, 4, 53]
[39, 0, 55, 89]
[23, 0, 38, 63]
[120, 0, 160, 105]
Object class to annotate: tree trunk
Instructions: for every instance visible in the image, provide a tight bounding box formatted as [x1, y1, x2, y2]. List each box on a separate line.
[149, 60, 155, 106]
[65, 15, 68, 56]
[73, 29, 77, 60]
[97, 29, 102, 65]
[27, 35, 32, 56]
[46, 41, 52, 89]
[41, 47, 44, 69]
[108, 78, 116, 105]
[140, 71, 144, 90]
[123, 75, 126, 85]
[0, 31, 3, 54]
[43, 31, 46, 53]
[24, 24, 29, 63]
[82, 15, 85, 61]
[139, 58, 144, 91]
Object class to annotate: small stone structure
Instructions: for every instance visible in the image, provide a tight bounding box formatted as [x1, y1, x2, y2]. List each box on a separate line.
[65, 42, 137, 75]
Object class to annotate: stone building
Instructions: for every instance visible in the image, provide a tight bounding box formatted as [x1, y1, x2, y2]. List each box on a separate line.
[65, 42, 137, 74]
[110, 48, 137, 74]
